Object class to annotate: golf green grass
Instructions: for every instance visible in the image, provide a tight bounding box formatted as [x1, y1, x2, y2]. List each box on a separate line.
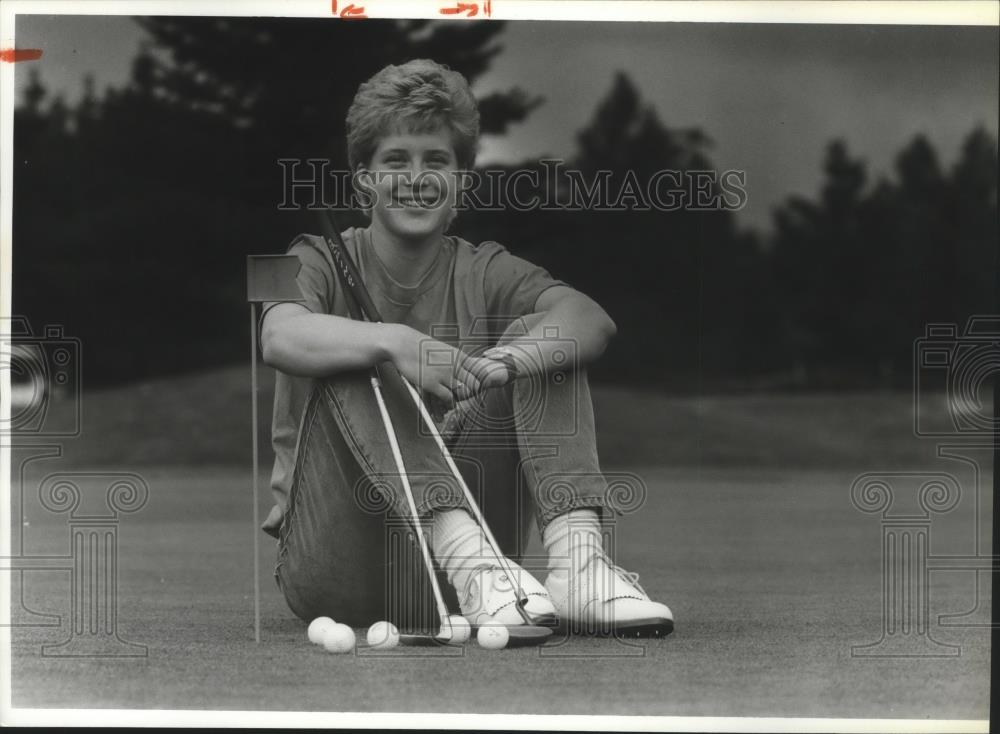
[8, 368, 992, 719]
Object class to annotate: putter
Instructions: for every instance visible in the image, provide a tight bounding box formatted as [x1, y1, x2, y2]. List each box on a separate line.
[332, 254, 468, 647]
[319, 209, 554, 647]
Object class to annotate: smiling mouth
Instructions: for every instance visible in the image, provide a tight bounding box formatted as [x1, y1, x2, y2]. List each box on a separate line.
[394, 194, 441, 209]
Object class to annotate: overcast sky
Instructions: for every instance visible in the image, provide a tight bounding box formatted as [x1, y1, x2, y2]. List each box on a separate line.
[14, 15, 999, 233]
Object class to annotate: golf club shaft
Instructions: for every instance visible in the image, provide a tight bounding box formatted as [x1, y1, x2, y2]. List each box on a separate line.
[323, 221, 453, 633]
[319, 210, 533, 620]
[368, 371, 452, 627]
[398, 378, 533, 618]
[318, 211, 383, 321]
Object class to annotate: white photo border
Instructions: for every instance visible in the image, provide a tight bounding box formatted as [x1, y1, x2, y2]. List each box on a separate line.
[0, 1, 995, 731]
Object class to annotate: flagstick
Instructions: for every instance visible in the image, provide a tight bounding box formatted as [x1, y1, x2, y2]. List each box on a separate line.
[250, 303, 261, 644]
[246, 255, 306, 644]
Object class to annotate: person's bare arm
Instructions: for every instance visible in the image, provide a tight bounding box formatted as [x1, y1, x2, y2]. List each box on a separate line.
[261, 303, 508, 404]
[484, 285, 617, 378]
[261, 303, 395, 377]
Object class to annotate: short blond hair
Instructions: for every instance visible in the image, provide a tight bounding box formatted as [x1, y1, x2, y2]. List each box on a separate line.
[346, 59, 480, 171]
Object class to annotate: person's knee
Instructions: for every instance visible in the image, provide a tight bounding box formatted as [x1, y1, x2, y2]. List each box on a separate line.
[276, 558, 386, 626]
[497, 314, 589, 383]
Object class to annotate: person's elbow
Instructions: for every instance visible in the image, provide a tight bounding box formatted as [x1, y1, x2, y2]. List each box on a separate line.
[261, 321, 295, 372]
[585, 298, 617, 345]
[568, 296, 616, 357]
[598, 308, 617, 342]
[260, 309, 332, 377]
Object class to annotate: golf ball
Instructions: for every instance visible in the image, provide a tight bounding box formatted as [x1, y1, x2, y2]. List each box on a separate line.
[307, 616, 336, 645]
[366, 621, 400, 649]
[322, 623, 356, 653]
[442, 614, 472, 644]
[477, 622, 509, 650]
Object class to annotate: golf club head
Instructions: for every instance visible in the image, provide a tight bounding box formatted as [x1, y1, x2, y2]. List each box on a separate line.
[512, 592, 559, 629]
[397, 633, 462, 647]
[469, 622, 554, 647]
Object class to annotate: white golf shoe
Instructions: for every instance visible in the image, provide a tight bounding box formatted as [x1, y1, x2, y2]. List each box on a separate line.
[458, 560, 558, 628]
[544, 548, 674, 637]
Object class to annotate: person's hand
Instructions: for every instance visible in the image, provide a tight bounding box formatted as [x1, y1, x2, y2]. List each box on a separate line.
[384, 325, 512, 407]
[482, 346, 520, 385]
[475, 352, 515, 392]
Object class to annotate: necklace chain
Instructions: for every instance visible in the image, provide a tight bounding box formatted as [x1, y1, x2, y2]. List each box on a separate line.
[369, 230, 445, 290]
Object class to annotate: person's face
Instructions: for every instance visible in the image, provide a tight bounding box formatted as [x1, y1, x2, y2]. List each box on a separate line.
[359, 128, 461, 244]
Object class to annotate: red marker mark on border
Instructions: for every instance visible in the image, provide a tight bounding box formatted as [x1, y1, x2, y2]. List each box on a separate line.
[340, 3, 366, 17]
[440, 2, 479, 16]
[0, 48, 43, 63]
[331, 0, 337, 13]
[484, 0, 492, 17]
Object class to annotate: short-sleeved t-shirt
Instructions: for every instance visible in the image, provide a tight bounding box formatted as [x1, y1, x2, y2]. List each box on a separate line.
[261, 226, 567, 530]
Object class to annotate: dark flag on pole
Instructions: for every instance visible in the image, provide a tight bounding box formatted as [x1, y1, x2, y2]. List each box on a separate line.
[246, 253, 303, 644]
[246, 255, 305, 303]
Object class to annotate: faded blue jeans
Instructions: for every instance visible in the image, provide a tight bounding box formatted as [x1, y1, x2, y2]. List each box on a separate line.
[274, 315, 613, 626]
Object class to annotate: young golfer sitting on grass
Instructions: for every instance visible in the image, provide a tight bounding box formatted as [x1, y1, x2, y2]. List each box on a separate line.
[260, 59, 672, 637]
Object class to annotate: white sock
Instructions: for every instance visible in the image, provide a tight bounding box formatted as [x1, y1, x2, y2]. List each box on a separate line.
[543, 508, 602, 579]
[431, 508, 492, 594]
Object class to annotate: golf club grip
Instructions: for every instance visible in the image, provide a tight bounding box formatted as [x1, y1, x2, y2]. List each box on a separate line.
[318, 208, 384, 324]
[338, 267, 365, 324]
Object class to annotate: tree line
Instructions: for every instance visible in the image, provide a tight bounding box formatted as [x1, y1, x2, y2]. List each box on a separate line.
[13, 18, 997, 390]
